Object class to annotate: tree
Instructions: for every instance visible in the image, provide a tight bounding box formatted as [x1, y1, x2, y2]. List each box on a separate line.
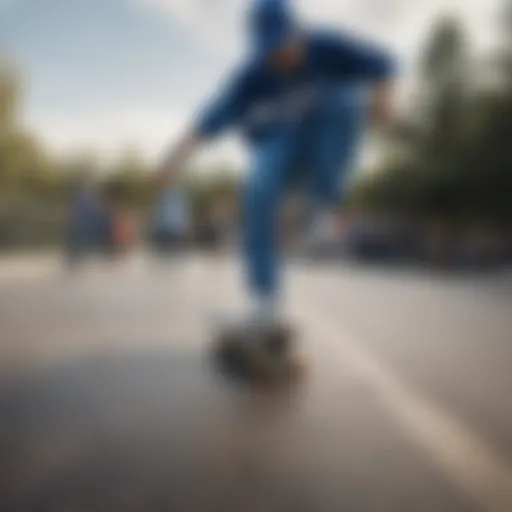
[0, 59, 21, 134]
[419, 16, 469, 164]
[354, 9, 511, 225]
[103, 147, 151, 207]
[496, 0, 512, 88]
[0, 59, 57, 198]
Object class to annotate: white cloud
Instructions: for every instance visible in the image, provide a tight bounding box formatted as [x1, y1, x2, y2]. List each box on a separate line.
[134, 0, 499, 60]
[27, 104, 244, 167]
[27, 105, 184, 163]
[132, 0, 246, 59]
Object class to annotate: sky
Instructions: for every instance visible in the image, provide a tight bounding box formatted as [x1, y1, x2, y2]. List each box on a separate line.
[0, 0, 501, 167]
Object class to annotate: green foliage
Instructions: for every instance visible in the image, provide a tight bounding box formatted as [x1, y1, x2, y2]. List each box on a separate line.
[102, 148, 153, 207]
[356, 14, 512, 226]
[0, 59, 21, 133]
[186, 169, 240, 221]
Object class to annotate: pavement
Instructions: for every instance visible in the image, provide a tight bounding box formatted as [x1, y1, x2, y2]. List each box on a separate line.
[0, 252, 511, 511]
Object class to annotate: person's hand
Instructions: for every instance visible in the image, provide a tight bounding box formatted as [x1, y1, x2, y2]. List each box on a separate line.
[155, 131, 200, 185]
[154, 160, 175, 186]
[370, 81, 395, 128]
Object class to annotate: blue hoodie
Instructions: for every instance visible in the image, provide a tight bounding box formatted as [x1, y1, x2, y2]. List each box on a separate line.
[196, 30, 396, 142]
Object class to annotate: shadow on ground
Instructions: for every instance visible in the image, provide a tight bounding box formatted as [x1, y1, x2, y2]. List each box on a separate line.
[0, 346, 306, 512]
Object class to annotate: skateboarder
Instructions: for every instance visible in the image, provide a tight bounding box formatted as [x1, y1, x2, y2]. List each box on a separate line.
[158, 0, 396, 339]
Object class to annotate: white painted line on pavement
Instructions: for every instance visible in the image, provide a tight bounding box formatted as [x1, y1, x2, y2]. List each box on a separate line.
[294, 297, 512, 512]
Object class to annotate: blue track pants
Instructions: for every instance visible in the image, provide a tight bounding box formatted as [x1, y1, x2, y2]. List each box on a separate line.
[243, 86, 366, 299]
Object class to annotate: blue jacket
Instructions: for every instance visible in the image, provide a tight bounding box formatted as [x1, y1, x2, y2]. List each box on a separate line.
[196, 30, 396, 142]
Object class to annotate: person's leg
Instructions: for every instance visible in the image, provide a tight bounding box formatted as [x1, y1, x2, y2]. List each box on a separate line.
[306, 87, 367, 237]
[243, 132, 297, 326]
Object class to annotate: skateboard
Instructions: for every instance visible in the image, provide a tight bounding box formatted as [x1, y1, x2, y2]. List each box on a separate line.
[211, 324, 307, 385]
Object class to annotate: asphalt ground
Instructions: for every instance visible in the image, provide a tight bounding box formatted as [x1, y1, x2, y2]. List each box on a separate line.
[0, 253, 511, 511]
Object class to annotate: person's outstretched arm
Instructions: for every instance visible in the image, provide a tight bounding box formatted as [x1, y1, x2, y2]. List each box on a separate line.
[158, 68, 251, 178]
[158, 130, 202, 179]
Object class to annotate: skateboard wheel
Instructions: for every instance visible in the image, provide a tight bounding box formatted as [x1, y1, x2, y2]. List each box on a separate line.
[263, 325, 293, 357]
